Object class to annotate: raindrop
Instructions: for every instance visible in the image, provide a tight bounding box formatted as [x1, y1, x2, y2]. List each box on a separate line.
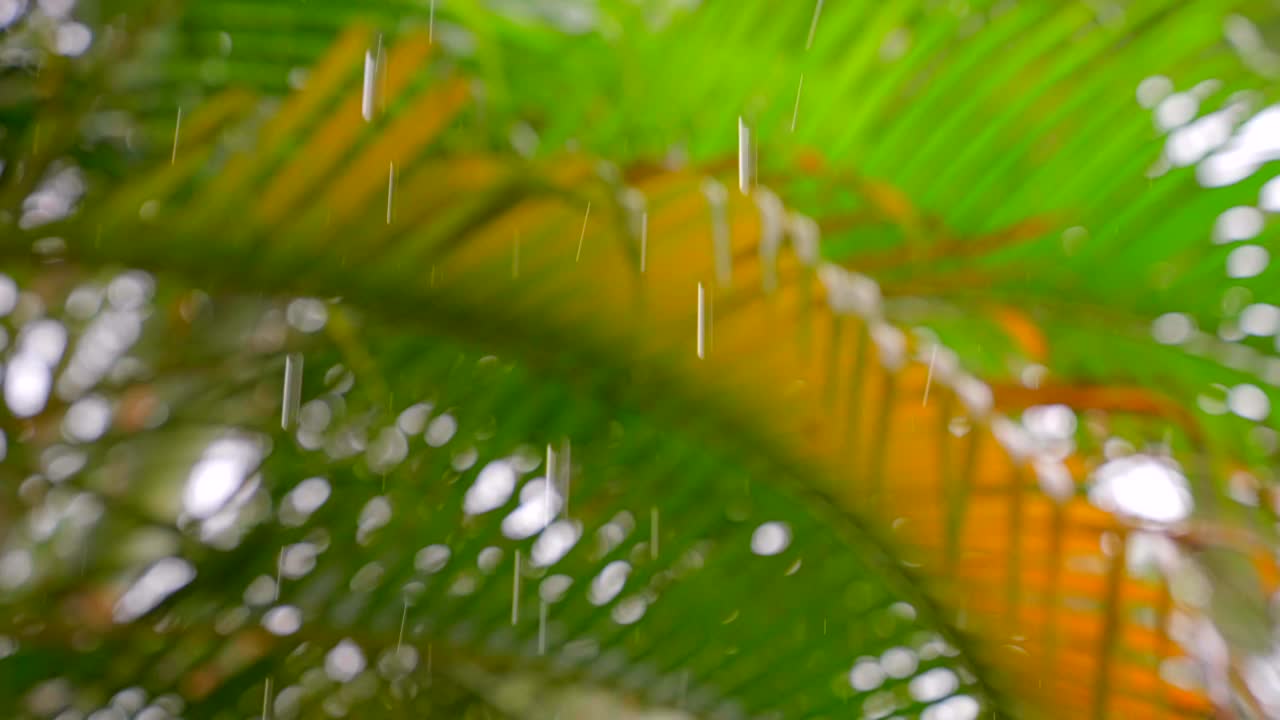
[1090, 455, 1192, 523]
[532, 520, 581, 567]
[1241, 303, 1280, 335]
[1020, 362, 1047, 389]
[263, 605, 301, 636]
[871, 323, 906, 370]
[424, 413, 457, 446]
[286, 299, 327, 333]
[1227, 244, 1269, 278]
[113, 557, 196, 622]
[881, 647, 919, 678]
[0, 274, 16, 315]
[349, 561, 384, 592]
[27, 678, 72, 716]
[287, 477, 330, 515]
[449, 572, 479, 596]
[366, 427, 408, 472]
[1023, 404, 1076, 440]
[1214, 206, 1264, 243]
[953, 375, 993, 417]
[1261, 176, 1280, 212]
[923, 695, 980, 720]
[39, 0, 71, 18]
[0, 550, 33, 590]
[1061, 225, 1089, 254]
[478, 546, 503, 573]
[357, 496, 392, 536]
[111, 688, 146, 715]
[396, 403, 432, 434]
[750, 521, 791, 556]
[1035, 460, 1075, 502]
[1155, 93, 1198, 131]
[1137, 75, 1173, 109]
[106, 271, 153, 310]
[325, 639, 366, 682]
[280, 543, 318, 578]
[6, 353, 51, 417]
[539, 574, 572, 603]
[63, 394, 110, 442]
[324, 363, 354, 393]
[1152, 312, 1194, 344]
[243, 575, 276, 606]
[379, 645, 418, 678]
[65, 285, 103, 319]
[54, 21, 91, 56]
[182, 437, 260, 519]
[20, 319, 67, 365]
[589, 561, 630, 606]
[738, 116, 753, 194]
[0, 0, 25, 29]
[1228, 384, 1270, 420]
[464, 460, 516, 514]
[451, 446, 478, 471]
[298, 399, 331, 433]
[415, 544, 450, 573]
[849, 658, 885, 691]
[611, 596, 647, 625]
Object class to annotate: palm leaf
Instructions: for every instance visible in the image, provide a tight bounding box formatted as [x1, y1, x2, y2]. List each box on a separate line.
[2, 1, 1279, 718]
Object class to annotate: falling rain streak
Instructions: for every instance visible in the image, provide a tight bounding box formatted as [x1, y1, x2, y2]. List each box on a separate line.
[640, 211, 648, 273]
[273, 548, 283, 602]
[791, 75, 804, 132]
[576, 202, 591, 262]
[738, 117, 753, 194]
[429, 0, 436, 43]
[512, 550, 521, 624]
[397, 601, 408, 651]
[697, 283, 706, 359]
[262, 677, 273, 720]
[361, 49, 377, 121]
[281, 353, 303, 430]
[386, 162, 395, 224]
[513, 233, 520, 278]
[546, 443, 557, 495]
[543, 457, 551, 526]
[806, 0, 825, 49]
[923, 345, 937, 406]
[171, 107, 182, 164]
[704, 180, 732, 286]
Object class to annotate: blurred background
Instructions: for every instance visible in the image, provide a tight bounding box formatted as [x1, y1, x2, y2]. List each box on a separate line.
[4, 0, 1280, 717]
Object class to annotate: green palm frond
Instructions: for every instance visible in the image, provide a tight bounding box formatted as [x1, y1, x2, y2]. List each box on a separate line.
[3, 1, 1280, 719]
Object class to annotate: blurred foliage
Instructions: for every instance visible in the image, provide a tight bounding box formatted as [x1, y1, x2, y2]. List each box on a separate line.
[4, 1, 1280, 719]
